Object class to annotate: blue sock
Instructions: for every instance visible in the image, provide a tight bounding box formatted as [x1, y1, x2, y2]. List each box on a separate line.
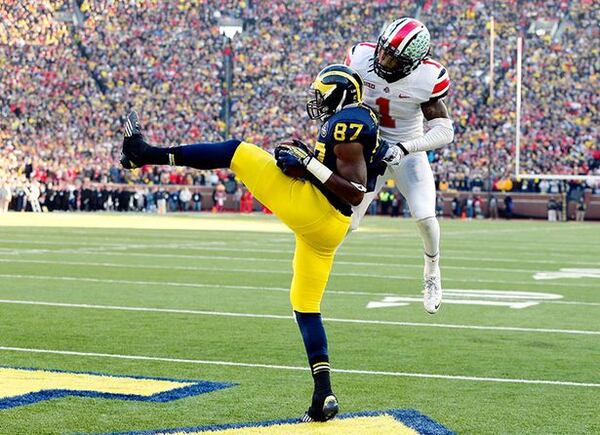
[146, 139, 241, 169]
[294, 311, 332, 393]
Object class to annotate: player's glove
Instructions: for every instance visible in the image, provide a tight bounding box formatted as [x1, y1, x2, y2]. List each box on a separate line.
[382, 143, 409, 165]
[274, 139, 333, 184]
[274, 139, 313, 174]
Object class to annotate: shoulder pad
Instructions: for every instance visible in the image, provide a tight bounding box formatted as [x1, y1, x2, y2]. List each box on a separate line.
[345, 42, 376, 67]
[422, 59, 450, 100]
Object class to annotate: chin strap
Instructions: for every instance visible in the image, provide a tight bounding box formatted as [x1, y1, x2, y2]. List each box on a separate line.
[401, 117, 454, 154]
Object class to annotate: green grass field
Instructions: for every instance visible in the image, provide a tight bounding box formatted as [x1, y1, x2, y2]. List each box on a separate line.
[0, 213, 598, 434]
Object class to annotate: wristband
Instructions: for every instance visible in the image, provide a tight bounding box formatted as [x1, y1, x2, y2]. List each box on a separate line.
[306, 158, 333, 184]
[397, 143, 409, 155]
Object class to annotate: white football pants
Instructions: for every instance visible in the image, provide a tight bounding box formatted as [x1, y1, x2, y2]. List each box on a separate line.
[351, 152, 437, 229]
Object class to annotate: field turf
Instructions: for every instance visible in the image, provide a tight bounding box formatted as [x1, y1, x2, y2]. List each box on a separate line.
[0, 213, 598, 434]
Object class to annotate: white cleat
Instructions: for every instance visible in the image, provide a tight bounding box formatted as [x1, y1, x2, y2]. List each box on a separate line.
[423, 274, 442, 314]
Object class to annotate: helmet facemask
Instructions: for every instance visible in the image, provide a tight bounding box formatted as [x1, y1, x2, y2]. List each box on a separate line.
[306, 88, 330, 120]
[374, 39, 419, 82]
[306, 86, 348, 120]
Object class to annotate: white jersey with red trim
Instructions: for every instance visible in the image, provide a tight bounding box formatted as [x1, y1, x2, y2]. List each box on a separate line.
[344, 42, 450, 144]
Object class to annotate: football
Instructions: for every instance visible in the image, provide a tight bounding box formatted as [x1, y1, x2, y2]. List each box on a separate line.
[283, 165, 308, 179]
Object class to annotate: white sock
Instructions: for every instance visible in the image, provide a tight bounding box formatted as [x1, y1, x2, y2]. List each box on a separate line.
[416, 216, 440, 276]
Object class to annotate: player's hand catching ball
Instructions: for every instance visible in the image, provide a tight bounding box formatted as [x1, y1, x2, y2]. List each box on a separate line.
[274, 139, 314, 178]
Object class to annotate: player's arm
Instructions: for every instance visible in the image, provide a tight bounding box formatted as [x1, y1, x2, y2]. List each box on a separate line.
[325, 141, 367, 206]
[382, 64, 455, 164]
[383, 98, 454, 164]
[275, 140, 367, 206]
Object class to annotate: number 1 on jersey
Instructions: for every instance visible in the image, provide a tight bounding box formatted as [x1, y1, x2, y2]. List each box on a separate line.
[375, 97, 396, 128]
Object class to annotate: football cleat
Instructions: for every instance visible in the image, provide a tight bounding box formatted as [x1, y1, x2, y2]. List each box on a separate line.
[120, 111, 149, 169]
[423, 274, 442, 314]
[301, 393, 339, 422]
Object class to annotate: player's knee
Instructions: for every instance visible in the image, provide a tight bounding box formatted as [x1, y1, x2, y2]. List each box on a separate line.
[290, 290, 321, 313]
[224, 139, 243, 155]
[416, 215, 438, 232]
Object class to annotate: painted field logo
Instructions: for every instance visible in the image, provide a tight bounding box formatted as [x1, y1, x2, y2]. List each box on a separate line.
[104, 409, 454, 435]
[534, 268, 600, 280]
[0, 366, 233, 410]
[367, 289, 562, 310]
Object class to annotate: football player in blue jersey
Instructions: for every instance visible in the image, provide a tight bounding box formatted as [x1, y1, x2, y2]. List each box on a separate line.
[120, 64, 385, 422]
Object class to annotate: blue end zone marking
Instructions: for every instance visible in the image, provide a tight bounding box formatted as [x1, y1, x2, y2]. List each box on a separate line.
[0, 365, 234, 411]
[103, 409, 455, 435]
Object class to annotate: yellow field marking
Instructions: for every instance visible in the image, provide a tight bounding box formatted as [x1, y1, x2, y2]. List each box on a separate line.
[0, 213, 290, 233]
[160, 415, 418, 435]
[0, 212, 383, 233]
[0, 367, 194, 399]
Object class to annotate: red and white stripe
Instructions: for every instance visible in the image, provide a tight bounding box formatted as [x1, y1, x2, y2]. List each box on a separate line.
[344, 42, 376, 66]
[431, 68, 450, 98]
[384, 18, 424, 54]
[422, 59, 443, 69]
[344, 46, 353, 66]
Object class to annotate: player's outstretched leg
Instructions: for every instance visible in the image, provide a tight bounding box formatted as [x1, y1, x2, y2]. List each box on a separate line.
[391, 154, 442, 314]
[417, 216, 442, 313]
[121, 111, 146, 169]
[120, 111, 241, 171]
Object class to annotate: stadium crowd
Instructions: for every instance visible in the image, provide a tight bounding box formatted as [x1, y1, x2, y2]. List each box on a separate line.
[1, 0, 598, 213]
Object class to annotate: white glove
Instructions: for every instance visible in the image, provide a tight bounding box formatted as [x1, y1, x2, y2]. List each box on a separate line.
[383, 144, 408, 165]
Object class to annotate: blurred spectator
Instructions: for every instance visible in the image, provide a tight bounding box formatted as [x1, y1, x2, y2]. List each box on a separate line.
[556, 196, 564, 221]
[212, 183, 226, 212]
[576, 196, 587, 222]
[390, 191, 400, 217]
[379, 190, 392, 215]
[547, 196, 558, 221]
[192, 190, 203, 212]
[504, 195, 514, 219]
[180, 187, 192, 211]
[466, 195, 474, 220]
[240, 188, 253, 213]
[0, 0, 597, 211]
[435, 195, 444, 217]
[474, 196, 483, 219]
[451, 195, 461, 219]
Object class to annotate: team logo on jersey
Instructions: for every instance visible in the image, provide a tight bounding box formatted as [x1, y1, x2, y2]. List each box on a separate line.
[398, 93, 411, 99]
[383, 87, 390, 93]
[101, 408, 455, 434]
[321, 121, 329, 137]
[0, 366, 233, 410]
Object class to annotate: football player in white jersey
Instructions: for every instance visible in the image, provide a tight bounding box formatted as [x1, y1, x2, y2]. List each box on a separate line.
[345, 17, 454, 314]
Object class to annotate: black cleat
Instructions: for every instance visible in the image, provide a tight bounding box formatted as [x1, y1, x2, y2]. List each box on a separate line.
[300, 393, 339, 422]
[121, 111, 150, 169]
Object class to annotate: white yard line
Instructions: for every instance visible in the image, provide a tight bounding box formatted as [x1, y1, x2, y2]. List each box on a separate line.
[3, 233, 598, 256]
[1, 239, 598, 266]
[1, 273, 599, 305]
[0, 257, 578, 277]
[0, 274, 289, 293]
[0, 250, 549, 274]
[0, 299, 597, 336]
[0, 345, 597, 388]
